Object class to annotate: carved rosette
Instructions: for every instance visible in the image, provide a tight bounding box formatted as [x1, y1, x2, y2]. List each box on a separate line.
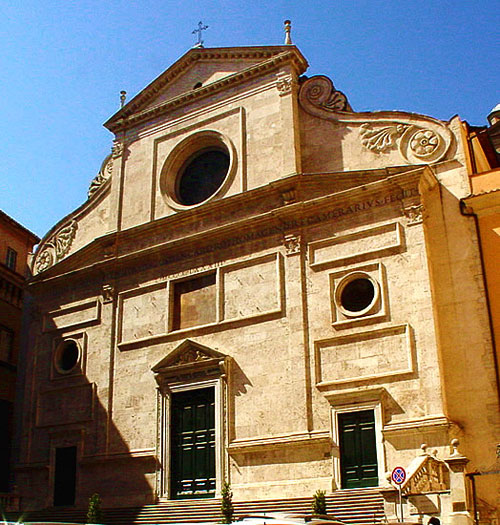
[360, 123, 446, 163]
[88, 154, 113, 199]
[276, 73, 295, 97]
[33, 220, 78, 275]
[403, 204, 424, 225]
[284, 233, 302, 255]
[299, 75, 453, 165]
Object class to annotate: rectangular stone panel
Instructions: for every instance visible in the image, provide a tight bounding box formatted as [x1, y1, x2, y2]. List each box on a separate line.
[43, 299, 101, 332]
[119, 283, 168, 343]
[309, 222, 403, 269]
[171, 272, 217, 330]
[315, 324, 413, 387]
[222, 254, 282, 321]
[36, 383, 94, 427]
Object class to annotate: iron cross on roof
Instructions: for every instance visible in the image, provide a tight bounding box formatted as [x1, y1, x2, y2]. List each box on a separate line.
[192, 21, 208, 48]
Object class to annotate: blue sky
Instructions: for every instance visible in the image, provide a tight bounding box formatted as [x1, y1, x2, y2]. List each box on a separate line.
[0, 1, 498, 238]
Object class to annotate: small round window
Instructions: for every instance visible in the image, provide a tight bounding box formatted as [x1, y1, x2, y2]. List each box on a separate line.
[160, 130, 237, 211]
[335, 273, 379, 317]
[177, 147, 230, 206]
[55, 339, 80, 374]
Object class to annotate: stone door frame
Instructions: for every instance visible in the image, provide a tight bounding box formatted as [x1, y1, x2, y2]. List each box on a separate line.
[330, 400, 385, 490]
[158, 377, 225, 500]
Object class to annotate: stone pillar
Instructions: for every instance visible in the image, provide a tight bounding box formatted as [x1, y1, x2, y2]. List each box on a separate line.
[380, 485, 401, 522]
[444, 439, 474, 525]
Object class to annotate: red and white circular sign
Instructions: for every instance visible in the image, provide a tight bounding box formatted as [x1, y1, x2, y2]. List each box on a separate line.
[391, 466, 406, 485]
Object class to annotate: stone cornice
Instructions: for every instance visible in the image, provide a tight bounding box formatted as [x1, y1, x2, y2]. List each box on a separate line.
[382, 415, 453, 435]
[227, 430, 331, 454]
[104, 46, 308, 133]
[28, 167, 425, 288]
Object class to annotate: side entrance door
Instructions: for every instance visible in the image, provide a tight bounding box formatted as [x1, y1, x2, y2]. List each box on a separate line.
[338, 409, 378, 488]
[53, 446, 77, 506]
[171, 387, 215, 499]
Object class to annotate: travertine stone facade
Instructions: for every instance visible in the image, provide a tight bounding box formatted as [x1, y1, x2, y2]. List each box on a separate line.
[18, 45, 499, 523]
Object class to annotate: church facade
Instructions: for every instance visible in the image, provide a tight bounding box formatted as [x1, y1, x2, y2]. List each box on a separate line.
[17, 42, 499, 522]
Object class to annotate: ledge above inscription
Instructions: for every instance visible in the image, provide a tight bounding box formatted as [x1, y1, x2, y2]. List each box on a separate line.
[309, 221, 404, 270]
[228, 430, 331, 454]
[383, 415, 453, 435]
[43, 298, 101, 333]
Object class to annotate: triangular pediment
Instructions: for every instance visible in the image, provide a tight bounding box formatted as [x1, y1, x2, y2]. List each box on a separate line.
[104, 46, 308, 132]
[152, 339, 227, 373]
[142, 59, 266, 111]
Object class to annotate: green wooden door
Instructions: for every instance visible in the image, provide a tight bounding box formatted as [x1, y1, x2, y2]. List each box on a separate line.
[338, 410, 378, 488]
[171, 387, 215, 499]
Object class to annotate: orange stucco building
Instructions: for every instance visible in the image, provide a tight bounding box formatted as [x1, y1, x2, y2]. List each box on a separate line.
[0, 210, 39, 495]
[461, 106, 500, 395]
[460, 106, 500, 518]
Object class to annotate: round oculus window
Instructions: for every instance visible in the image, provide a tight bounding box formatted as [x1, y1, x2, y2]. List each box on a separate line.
[55, 339, 80, 374]
[336, 273, 379, 317]
[177, 147, 230, 206]
[160, 130, 237, 211]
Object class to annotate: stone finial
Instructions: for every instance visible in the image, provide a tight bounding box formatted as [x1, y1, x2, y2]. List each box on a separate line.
[420, 443, 429, 456]
[445, 438, 469, 471]
[450, 438, 460, 457]
[120, 90, 127, 108]
[284, 20, 292, 44]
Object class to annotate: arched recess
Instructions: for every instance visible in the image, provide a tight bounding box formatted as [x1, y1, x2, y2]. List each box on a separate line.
[152, 340, 231, 500]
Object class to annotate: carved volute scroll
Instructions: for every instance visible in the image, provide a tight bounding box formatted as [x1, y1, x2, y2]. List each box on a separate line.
[299, 75, 352, 113]
[299, 75, 454, 165]
[88, 153, 113, 199]
[33, 220, 78, 275]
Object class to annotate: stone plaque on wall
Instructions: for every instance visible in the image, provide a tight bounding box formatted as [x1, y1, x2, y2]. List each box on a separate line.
[221, 253, 282, 320]
[315, 324, 414, 387]
[119, 283, 168, 343]
[36, 383, 94, 427]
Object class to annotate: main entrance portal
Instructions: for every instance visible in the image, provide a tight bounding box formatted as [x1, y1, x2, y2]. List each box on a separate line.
[171, 387, 216, 499]
[338, 409, 378, 488]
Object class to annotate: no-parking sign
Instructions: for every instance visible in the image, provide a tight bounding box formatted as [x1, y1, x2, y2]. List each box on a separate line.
[391, 466, 406, 485]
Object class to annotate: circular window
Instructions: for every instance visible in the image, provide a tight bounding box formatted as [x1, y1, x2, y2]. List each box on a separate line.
[335, 272, 380, 317]
[55, 339, 80, 374]
[160, 130, 237, 211]
[177, 147, 230, 206]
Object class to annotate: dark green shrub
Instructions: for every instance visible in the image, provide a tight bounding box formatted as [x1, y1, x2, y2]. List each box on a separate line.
[221, 482, 234, 524]
[312, 489, 327, 515]
[86, 492, 103, 524]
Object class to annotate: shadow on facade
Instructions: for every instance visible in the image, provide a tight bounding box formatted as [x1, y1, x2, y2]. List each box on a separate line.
[9, 294, 155, 524]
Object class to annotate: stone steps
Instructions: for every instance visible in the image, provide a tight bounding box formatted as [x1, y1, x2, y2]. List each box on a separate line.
[17, 489, 385, 525]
